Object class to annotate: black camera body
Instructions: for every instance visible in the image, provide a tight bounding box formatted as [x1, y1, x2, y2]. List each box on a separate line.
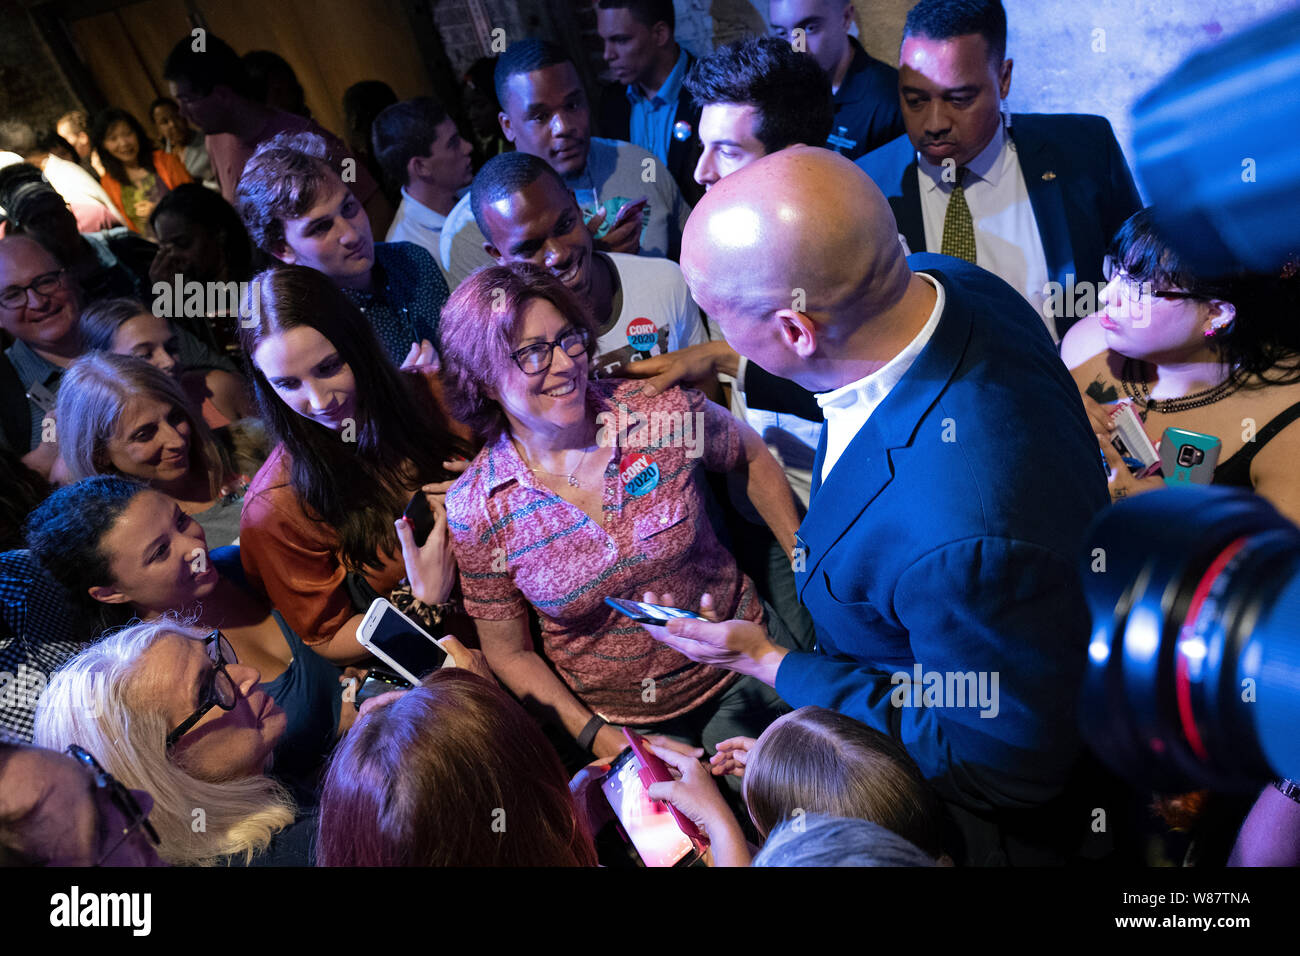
[1080, 486, 1300, 792]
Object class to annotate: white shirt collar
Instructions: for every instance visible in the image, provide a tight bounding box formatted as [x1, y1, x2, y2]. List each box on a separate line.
[396, 186, 450, 230]
[816, 272, 945, 415]
[917, 120, 1010, 193]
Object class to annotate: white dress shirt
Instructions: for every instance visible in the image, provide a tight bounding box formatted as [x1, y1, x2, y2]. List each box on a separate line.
[816, 272, 944, 482]
[389, 186, 462, 282]
[916, 122, 1055, 340]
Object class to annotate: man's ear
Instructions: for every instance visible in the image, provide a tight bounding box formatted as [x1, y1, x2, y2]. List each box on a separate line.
[652, 21, 671, 48]
[998, 58, 1014, 99]
[842, 3, 856, 32]
[272, 241, 296, 265]
[773, 309, 819, 359]
[499, 110, 515, 144]
[482, 240, 505, 263]
[88, 584, 131, 606]
[406, 153, 426, 184]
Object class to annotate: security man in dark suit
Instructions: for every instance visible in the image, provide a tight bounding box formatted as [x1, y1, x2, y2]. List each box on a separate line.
[856, 0, 1141, 342]
[596, 0, 704, 205]
[642, 145, 1114, 865]
[769, 0, 905, 161]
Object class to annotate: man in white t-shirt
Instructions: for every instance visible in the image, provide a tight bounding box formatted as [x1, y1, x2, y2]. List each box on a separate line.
[472, 151, 707, 380]
[440, 39, 690, 288]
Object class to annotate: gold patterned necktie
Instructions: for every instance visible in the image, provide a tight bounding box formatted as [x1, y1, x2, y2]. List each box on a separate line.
[941, 166, 977, 264]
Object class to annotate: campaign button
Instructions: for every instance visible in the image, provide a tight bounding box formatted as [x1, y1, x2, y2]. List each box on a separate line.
[619, 451, 660, 497]
[627, 316, 658, 352]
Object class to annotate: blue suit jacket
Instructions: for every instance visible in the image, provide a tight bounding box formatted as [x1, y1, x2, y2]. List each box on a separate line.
[856, 115, 1142, 340]
[778, 254, 1110, 814]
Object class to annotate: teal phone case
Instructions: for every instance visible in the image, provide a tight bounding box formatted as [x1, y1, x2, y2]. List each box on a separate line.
[1160, 427, 1222, 484]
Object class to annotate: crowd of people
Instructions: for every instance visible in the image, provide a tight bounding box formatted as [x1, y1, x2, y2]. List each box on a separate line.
[2, 0, 1298, 869]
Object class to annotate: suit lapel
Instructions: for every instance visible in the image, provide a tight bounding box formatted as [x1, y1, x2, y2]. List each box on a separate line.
[796, 269, 972, 598]
[894, 157, 926, 253]
[1014, 121, 1076, 338]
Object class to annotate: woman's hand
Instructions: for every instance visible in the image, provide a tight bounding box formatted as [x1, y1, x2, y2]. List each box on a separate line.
[1097, 428, 1166, 502]
[569, 756, 617, 839]
[1080, 393, 1117, 437]
[134, 198, 157, 222]
[645, 743, 751, 866]
[710, 735, 757, 778]
[395, 500, 456, 605]
[400, 339, 440, 375]
[434, 635, 495, 682]
[593, 723, 631, 760]
[420, 459, 470, 498]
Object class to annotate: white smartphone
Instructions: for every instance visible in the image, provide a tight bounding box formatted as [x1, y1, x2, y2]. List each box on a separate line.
[357, 598, 451, 684]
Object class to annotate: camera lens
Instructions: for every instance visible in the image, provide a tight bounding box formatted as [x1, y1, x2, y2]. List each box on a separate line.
[1079, 486, 1300, 792]
[1177, 444, 1204, 467]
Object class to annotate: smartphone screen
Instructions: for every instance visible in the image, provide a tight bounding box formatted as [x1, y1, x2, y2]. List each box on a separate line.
[367, 606, 447, 681]
[600, 748, 695, 867]
[604, 597, 707, 625]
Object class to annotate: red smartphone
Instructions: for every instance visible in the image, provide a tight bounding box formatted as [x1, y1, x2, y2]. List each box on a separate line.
[622, 728, 707, 846]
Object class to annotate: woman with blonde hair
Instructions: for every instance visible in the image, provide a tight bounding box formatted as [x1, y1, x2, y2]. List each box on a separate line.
[55, 351, 247, 546]
[33, 616, 303, 865]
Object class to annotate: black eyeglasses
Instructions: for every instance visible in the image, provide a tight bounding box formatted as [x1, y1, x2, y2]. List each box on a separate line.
[0, 269, 65, 310]
[510, 327, 591, 376]
[65, 744, 161, 865]
[1102, 256, 1203, 302]
[165, 630, 238, 749]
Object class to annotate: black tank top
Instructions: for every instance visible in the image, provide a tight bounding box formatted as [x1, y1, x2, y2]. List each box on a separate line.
[1212, 400, 1300, 488]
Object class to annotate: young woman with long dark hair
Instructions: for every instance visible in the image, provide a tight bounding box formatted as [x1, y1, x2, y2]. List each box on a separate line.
[237, 264, 472, 663]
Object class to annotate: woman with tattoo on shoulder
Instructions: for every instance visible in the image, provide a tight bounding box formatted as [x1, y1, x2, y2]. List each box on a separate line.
[1060, 209, 1300, 524]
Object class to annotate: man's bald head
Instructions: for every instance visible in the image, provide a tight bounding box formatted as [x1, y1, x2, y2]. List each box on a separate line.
[681, 146, 914, 387]
[0, 235, 81, 353]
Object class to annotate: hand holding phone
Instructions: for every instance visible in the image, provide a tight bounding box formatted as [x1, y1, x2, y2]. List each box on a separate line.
[597, 197, 648, 255]
[1160, 427, 1222, 484]
[599, 729, 706, 867]
[396, 496, 456, 605]
[357, 598, 451, 684]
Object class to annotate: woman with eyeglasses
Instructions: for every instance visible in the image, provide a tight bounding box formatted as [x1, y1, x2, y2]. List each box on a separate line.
[1060, 208, 1300, 522]
[24, 475, 358, 789]
[238, 265, 473, 664]
[437, 263, 802, 764]
[33, 617, 305, 865]
[0, 741, 163, 866]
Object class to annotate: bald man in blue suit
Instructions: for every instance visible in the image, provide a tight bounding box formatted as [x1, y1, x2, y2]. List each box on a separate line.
[644, 147, 1112, 865]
